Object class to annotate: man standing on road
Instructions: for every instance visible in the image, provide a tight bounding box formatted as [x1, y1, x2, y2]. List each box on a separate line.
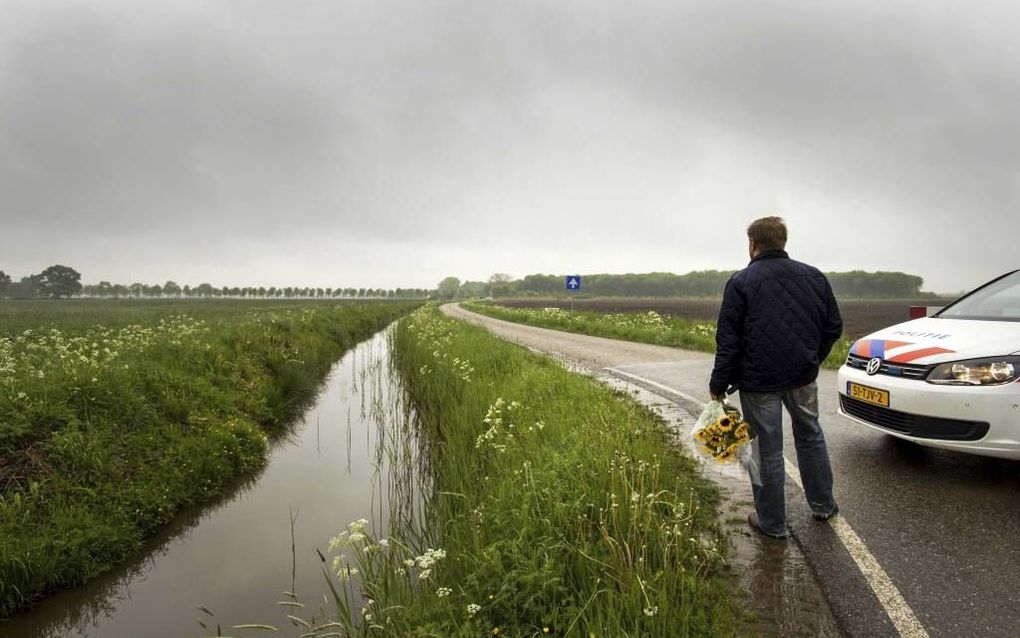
[709, 216, 843, 539]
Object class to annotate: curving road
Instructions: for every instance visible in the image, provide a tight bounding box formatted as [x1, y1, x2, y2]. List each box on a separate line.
[443, 303, 1020, 638]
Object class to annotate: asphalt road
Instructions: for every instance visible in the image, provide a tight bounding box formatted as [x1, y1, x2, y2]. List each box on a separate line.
[445, 304, 1020, 638]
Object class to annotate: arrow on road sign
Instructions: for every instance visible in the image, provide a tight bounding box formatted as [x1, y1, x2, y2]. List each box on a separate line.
[566, 275, 581, 291]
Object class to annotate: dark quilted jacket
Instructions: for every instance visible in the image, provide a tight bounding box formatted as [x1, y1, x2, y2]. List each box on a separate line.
[709, 250, 843, 395]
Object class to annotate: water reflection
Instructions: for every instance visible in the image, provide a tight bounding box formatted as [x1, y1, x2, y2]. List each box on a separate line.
[1, 328, 420, 638]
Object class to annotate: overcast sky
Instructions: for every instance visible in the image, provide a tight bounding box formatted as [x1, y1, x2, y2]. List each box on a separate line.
[2, 0, 1017, 293]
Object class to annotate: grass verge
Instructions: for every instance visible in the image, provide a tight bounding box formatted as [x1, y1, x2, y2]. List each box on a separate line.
[463, 301, 851, 369]
[0, 301, 418, 617]
[317, 305, 742, 636]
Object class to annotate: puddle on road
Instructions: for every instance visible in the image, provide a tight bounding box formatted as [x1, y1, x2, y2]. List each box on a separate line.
[720, 485, 843, 637]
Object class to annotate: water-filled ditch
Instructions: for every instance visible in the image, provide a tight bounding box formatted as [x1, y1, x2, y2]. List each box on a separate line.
[2, 327, 422, 637]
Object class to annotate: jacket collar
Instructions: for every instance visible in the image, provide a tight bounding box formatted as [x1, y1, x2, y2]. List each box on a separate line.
[750, 249, 789, 264]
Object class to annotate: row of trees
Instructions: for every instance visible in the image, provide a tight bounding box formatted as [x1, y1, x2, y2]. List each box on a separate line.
[0, 266, 431, 300]
[0, 265, 930, 301]
[826, 271, 926, 298]
[434, 269, 931, 299]
[81, 282, 431, 300]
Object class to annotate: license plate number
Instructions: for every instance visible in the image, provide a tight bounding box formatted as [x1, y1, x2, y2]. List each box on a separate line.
[847, 382, 889, 407]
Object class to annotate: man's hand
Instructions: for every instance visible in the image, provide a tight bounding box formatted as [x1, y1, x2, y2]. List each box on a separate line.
[709, 390, 725, 402]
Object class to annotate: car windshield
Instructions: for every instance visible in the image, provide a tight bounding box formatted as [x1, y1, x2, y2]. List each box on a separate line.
[938, 270, 1020, 321]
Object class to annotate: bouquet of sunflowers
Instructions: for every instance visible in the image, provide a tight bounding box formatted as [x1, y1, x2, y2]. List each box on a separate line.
[691, 400, 754, 465]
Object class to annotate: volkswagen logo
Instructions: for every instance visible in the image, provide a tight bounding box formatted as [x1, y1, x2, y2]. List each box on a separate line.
[866, 357, 883, 375]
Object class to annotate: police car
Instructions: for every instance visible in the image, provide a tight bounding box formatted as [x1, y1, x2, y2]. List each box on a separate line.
[837, 269, 1020, 460]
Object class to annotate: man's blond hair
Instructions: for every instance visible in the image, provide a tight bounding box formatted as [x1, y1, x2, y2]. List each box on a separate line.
[747, 216, 787, 251]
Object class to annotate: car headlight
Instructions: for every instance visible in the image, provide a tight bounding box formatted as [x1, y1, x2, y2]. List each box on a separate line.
[926, 357, 1020, 386]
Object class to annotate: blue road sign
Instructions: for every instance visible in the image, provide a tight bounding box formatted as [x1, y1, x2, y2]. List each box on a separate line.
[566, 275, 582, 291]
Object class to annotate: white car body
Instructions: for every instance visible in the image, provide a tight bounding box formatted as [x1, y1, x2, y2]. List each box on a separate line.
[836, 271, 1020, 460]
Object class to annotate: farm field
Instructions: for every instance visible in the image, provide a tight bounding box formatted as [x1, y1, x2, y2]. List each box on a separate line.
[492, 297, 950, 341]
[0, 299, 419, 617]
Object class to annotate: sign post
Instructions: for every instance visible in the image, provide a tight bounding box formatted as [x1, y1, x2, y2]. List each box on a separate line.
[565, 275, 581, 313]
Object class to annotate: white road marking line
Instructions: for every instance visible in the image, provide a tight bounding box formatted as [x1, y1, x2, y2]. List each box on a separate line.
[607, 367, 930, 638]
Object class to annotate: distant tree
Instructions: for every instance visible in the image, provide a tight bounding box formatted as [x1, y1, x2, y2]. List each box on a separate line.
[129, 282, 145, 298]
[458, 280, 489, 299]
[0, 270, 10, 296]
[94, 281, 113, 297]
[436, 277, 462, 300]
[164, 281, 182, 297]
[827, 271, 924, 298]
[7, 275, 41, 298]
[520, 274, 559, 295]
[37, 265, 83, 298]
[488, 273, 515, 297]
[195, 283, 215, 298]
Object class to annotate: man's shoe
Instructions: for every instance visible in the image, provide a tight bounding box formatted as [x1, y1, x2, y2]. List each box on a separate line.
[747, 512, 789, 539]
[813, 503, 839, 521]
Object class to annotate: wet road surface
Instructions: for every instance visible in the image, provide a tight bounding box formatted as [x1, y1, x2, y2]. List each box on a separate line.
[445, 304, 1020, 638]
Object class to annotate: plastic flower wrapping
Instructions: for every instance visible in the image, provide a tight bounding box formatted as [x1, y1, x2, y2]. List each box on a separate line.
[690, 400, 761, 484]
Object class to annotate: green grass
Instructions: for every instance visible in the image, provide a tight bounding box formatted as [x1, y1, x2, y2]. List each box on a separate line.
[463, 301, 851, 369]
[312, 306, 742, 637]
[0, 300, 419, 617]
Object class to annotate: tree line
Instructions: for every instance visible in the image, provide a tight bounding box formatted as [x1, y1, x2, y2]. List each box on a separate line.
[434, 269, 933, 299]
[0, 266, 431, 300]
[0, 265, 932, 301]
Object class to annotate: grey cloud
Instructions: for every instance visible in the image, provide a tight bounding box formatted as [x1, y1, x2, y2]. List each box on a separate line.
[1, 0, 1017, 291]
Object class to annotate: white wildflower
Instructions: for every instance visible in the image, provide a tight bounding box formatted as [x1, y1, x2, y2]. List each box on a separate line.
[328, 531, 349, 552]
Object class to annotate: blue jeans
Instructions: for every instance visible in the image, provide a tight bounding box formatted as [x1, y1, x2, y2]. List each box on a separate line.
[739, 382, 836, 536]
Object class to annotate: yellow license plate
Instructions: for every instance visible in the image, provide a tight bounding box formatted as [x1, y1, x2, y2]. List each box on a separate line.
[848, 382, 889, 407]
